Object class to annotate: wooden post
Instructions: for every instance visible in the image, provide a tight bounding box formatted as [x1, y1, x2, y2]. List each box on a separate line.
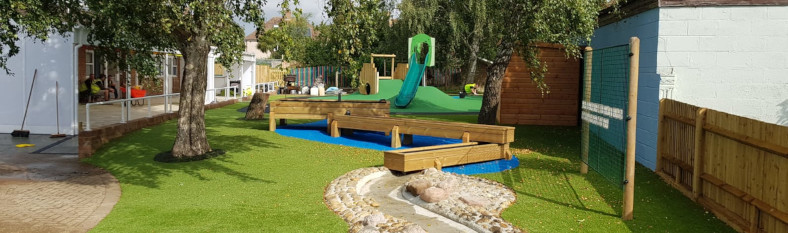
[581, 46, 593, 175]
[656, 99, 666, 173]
[391, 126, 401, 148]
[622, 37, 640, 221]
[462, 132, 470, 143]
[434, 158, 442, 171]
[326, 113, 333, 133]
[692, 108, 707, 200]
[269, 112, 276, 131]
[330, 120, 340, 137]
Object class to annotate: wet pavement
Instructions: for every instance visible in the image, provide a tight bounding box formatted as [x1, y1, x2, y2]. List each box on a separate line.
[0, 134, 120, 233]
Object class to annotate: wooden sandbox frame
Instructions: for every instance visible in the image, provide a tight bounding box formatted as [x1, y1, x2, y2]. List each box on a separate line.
[268, 99, 390, 131]
[327, 115, 515, 172]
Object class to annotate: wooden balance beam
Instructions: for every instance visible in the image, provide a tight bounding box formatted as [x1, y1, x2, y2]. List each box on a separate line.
[384, 142, 512, 172]
[327, 115, 515, 148]
[268, 99, 389, 131]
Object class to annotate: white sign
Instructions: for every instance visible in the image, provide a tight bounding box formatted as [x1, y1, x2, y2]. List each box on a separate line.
[582, 101, 624, 120]
[582, 111, 610, 129]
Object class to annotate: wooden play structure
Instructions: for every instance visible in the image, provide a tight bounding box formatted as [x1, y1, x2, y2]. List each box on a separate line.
[326, 115, 515, 172]
[359, 54, 396, 95]
[384, 142, 508, 172]
[268, 99, 390, 131]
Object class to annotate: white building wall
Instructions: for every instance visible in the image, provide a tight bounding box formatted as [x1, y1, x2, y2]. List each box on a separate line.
[591, 8, 662, 170]
[0, 34, 77, 135]
[658, 6, 788, 126]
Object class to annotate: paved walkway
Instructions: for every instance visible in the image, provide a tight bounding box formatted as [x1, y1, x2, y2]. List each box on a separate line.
[0, 135, 120, 233]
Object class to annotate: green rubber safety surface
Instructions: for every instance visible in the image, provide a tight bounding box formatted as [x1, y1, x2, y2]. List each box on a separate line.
[312, 80, 482, 114]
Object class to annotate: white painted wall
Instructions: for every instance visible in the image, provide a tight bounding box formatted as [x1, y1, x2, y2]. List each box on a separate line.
[658, 6, 788, 126]
[0, 34, 77, 135]
[591, 8, 662, 170]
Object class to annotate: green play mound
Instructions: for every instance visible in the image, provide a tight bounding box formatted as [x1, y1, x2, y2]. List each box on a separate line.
[312, 80, 481, 114]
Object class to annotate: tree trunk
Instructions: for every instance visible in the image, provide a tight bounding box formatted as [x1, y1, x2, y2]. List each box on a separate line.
[462, 39, 480, 86]
[477, 38, 515, 125]
[171, 36, 212, 157]
[245, 92, 269, 120]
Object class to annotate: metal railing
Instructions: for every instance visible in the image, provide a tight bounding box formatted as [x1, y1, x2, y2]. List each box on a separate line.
[255, 81, 278, 93]
[85, 93, 180, 131]
[206, 86, 240, 103]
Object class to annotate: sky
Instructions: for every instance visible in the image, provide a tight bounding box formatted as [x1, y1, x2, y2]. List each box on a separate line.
[239, 0, 400, 36]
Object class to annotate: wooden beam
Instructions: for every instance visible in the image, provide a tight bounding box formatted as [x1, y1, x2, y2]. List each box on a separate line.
[622, 37, 639, 221]
[703, 124, 788, 158]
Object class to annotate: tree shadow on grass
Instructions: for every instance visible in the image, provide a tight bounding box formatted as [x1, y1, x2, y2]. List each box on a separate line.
[497, 155, 619, 218]
[84, 119, 280, 189]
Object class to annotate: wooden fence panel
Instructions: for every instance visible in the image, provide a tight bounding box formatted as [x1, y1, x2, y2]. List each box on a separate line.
[256, 65, 287, 86]
[657, 99, 788, 233]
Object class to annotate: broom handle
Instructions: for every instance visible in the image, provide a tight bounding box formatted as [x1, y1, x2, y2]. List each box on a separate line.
[55, 80, 60, 133]
[20, 69, 37, 130]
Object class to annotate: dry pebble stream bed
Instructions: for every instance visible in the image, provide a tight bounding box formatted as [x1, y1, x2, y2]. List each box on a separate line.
[324, 167, 524, 233]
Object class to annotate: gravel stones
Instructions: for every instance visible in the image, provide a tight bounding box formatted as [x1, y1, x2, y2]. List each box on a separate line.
[402, 169, 523, 233]
[405, 179, 431, 196]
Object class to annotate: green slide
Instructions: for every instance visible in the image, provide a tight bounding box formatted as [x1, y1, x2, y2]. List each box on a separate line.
[394, 52, 430, 108]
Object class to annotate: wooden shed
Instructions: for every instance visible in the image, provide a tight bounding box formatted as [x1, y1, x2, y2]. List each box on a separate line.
[499, 44, 582, 126]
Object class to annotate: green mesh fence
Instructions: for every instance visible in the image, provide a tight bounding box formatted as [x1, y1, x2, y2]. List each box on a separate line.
[581, 44, 630, 188]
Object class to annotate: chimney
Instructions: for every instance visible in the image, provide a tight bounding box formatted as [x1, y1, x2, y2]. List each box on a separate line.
[285, 11, 293, 21]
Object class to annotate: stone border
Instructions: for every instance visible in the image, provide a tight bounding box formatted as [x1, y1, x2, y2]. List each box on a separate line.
[324, 167, 425, 233]
[78, 99, 239, 158]
[403, 168, 523, 233]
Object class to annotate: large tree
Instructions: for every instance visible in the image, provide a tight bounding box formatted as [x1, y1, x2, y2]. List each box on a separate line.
[323, 0, 391, 87]
[83, 0, 267, 157]
[476, 0, 606, 124]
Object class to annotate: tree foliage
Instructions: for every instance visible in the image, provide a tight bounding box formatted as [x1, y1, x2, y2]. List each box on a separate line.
[1, 0, 82, 74]
[322, 0, 392, 87]
[475, 0, 608, 124]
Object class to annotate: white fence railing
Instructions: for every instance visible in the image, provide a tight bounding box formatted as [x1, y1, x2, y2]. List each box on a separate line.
[255, 81, 278, 93]
[206, 86, 241, 103]
[85, 93, 180, 131]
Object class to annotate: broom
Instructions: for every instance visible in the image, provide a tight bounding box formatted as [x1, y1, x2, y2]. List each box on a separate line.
[12, 69, 37, 137]
[51, 80, 66, 138]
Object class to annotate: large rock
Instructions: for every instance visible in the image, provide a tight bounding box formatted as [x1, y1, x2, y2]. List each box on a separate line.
[363, 213, 386, 227]
[406, 179, 431, 196]
[422, 167, 439, 175]
[460, 195, 491, 207]
[400, 224, 428, 233]
[419, 187, 449, 203]
[436, 177, 457, 192]
[245, 92, 269, 120]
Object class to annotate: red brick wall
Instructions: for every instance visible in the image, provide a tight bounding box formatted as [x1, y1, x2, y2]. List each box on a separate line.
[500, 45, 581, 126]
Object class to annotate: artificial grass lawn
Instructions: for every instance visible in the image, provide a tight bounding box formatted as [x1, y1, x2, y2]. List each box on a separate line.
[86, 104, 735, 232]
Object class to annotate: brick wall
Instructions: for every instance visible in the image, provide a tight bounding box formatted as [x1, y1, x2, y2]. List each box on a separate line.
[78, 99, 239, 158]
[500, 45, 581, 126]
[658, 6, 788, 126]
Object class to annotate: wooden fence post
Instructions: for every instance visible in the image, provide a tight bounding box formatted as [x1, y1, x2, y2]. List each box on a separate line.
[581, 46, 593, 175]
[656, 99, 666, 174]
[692, 108, 707, 200]
[623, 37, 640, 221]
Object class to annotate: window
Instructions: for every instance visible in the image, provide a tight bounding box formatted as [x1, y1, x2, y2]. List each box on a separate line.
[85, 50, 94, 76]
[168, 57, 177, 75]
